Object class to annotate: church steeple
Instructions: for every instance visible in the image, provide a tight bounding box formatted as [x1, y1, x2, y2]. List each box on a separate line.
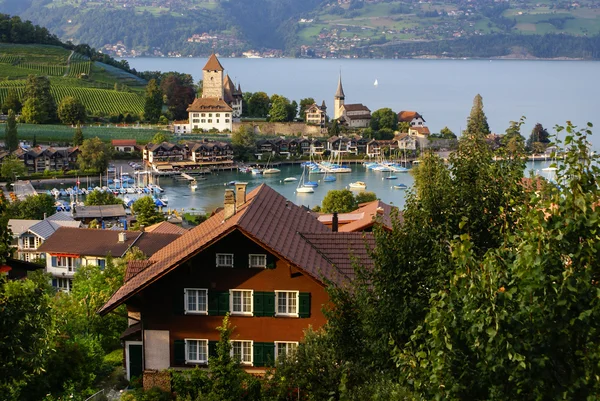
[335, 74, 345, 100]
[334, 74, 345, 120]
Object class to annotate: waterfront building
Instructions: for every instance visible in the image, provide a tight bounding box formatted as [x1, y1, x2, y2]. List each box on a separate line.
[112, 139, 138, 153]
[12, 145, 79, 174]
[333, 75, 371, 128]
[99, 184, 376, 380]
[143, 140, 234, 170]
[304, 101, 327, 128]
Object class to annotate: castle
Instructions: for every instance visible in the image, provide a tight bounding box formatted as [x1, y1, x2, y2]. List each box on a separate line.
[173, 54, 243, 134]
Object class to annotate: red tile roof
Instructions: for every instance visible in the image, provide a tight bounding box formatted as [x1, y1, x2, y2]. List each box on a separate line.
[409, 126, 431, 135]
[342, 104, 371, 112]
[99, 185, 364, 315]
[398, 111, 424, 122]
[186, 97, 233, 112]
[203, 53, 224, 71]
[111, 139, 137, 146]
[317, 200, 401, 232]
[145, 221, 188, 235]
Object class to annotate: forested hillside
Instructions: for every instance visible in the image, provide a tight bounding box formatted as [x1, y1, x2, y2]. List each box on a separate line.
[2, 0, 600, 58]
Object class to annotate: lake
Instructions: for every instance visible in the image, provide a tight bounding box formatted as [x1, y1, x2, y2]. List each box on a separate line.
[124, 57, 600, 150]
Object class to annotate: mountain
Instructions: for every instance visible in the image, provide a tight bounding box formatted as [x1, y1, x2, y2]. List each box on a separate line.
[2, 0, 600, 58]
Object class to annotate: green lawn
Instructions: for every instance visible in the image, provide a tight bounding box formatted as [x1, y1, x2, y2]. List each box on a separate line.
[12, 124, 163, 144]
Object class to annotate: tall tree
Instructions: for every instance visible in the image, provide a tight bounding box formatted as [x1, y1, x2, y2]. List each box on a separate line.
[5, 109, 18, 151]
[526, 122, 550, 151]
[77, 137, 112, 172]
[321, 189, 357, 213]
[143, 79, 163, 124]
[268, 94, 291, 122]
[20, 98, 47, 124]
[84, 190, 122, 206]
[299, 97, 315, 122]
[465, 93, 490, 136]
[370, 108, 398, 131]
[247, 92, 270, 118]
[22, 75, 56, 123]
[72, 125, 84, 147]
[231, 125, 256, 161]
[0, 155, 25, 182]
[132, 196, 164, 227]
[160, 73, 195, 120]
[5, 194, 56, 220]
[2, 88, 21, 114]
[57, 96, 86, 125]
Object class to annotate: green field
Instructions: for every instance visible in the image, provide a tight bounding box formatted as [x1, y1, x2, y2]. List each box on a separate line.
[0, 43, 146, 115]
[11, 123, 163, 144]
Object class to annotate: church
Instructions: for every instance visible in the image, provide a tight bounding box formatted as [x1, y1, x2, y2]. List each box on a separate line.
[333, 75, 371, 129]
[173, 54, 243, 134]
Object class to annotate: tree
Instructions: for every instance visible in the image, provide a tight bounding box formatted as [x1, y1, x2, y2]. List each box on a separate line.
[247, 92, 270, 118]
[329, 119, 340, 137]
[22, 75, 56, 123]
[501, 118, 526, 156]
[160, 72, 195, 120]
[289, 100, 298, 121]
[398, 121, 410, 133]
[209, 315, 246, 400]
[321, 189, 357, 213]
[2, 88, 21, 114]
[370, 108, 398, 131]
[268, 95, 290, 122]
[84, 190, 123, 206]
[0, 155, 25, 183]
[465, 93, 490, 136]
[57, 96, 86, 125]
[143, 79, 163, 124]
[77, 137, 112, 172]
[32, 133, 37, 147]
[299, 97, 315, 121]
[151, 132, 170, 144]
[439, 126, 456, 139]
[527, 122, 550, 151]
[5, 194, 56, 220]
[5, 109, 18, 151]
[231, 125, 256, 161]
[132, 196, 164, 227]
[354, 191, 377, 204]
[72, 125, 84, 147]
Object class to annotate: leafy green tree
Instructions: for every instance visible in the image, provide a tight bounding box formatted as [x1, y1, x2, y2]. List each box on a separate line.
[72, 125, 84, 146]
[160, 72, 195, 120]
[58, 96, 86, 125]
[84, 190, 123, 206]
[132, 196, 164, 227]
[209, 315, 246, 400]
[321, 189, 357, 213]
[370, 108, 398, 131]
[439, 126, 456, 139]
[247, 92, 270, 118]
[268, 96, 288, 122]
[290, 99, 298, 121]
[5, 194, 56, 220]
[231, 125, 256, 161]
[151, 132, 170, 144]
[501, 118, 526, 156]
[526, 122, 550, 151]
[0, 155, 25, 182]
[22, 75, 56, 123]
[77, 137, 112, 172]
[4, 109, 18, 151]
[0, 276, 56, 400]
[398, 121, 410, 133]
[354, 191, 377, 204]
[2, 88, 21, 114]
[299, 97, 315, 121]
[329, 119, 340, 137]
[465, 93, 490, 136]
[143, 79, 163, 124]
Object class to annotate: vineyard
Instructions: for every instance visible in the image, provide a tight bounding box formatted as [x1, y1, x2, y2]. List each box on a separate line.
[15, 123, 161, 144]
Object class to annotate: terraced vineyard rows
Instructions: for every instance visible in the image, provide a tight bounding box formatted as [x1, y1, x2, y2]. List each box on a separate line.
[18, 63, 66, 76]
[0, 85, 144, 115]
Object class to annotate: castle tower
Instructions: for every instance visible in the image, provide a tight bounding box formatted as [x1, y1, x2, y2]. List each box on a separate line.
[202, 53, 224, 99]
[334, 74, 345, 120]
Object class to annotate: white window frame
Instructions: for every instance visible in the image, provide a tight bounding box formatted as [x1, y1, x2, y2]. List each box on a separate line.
[275, 291, 299, 317]
[231, 340, 253, 365]
[274, 341, 299, 360]
[184, 288, 208, 314]
[230, 289, 253, 316]
[185, 339, 209, 364]
[248, 254, 267, 268]
[216, 253, 234, 267]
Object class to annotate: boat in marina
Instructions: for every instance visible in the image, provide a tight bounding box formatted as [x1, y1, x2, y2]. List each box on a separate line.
[296, 167, 315, 193]
[283, 177, 297, 183]
[349, 181, 367, 190]
[393, 183, 408, 190]
[262, 154, 281, 174]
[190, 179, 198, 191]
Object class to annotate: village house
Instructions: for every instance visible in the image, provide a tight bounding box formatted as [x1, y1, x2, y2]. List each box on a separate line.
[143, 142, 185, 166]
[8, 212, 81, 262]
[186, 140, 234, 164]
[288, 138, 311, 155]
[142, 140, 235, 171]
[333, 75, 371, 129]
[326, 135, 369, 155]
[70, 204, 127, 225]
[99, 184, 376, 380]
[304, 101, 327, 128]
[37, 227, 182, 292]
[13, 145, 79, 173]
[398, 111, 426, 127]
[112, 139, 138, 154]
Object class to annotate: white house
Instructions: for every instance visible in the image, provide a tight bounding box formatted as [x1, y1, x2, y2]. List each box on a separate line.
[398, 111, 426, 127]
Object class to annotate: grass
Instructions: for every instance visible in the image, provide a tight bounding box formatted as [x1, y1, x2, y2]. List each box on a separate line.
[12, 123, 164, 144]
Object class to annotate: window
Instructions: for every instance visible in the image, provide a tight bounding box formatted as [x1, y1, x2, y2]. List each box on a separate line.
[209, 113, 213, 117]
[231, 340, 252, 365]
[225, 113, 230, 117]
[249, 254, 267, 268]
[216, 113, 220, 117]
[225, 119, 230, 123]
[193, 113, 199, 117]
[185, 288, 208, 314]
[193, 119, 199, 123]
[216, 119, 219, 123]
[56, 278, 73, 292]
[216, 253, 234, 267]
[201, 119, 206, 123]
[97, 259, 106, 269]
[186, 339, 208, 364]
[276, 291, 298, 317]
[201, 113, 206, 117]
[208, 119, 212, 123]
[230, 290, 253, 315]
[275, 342, 298, 359]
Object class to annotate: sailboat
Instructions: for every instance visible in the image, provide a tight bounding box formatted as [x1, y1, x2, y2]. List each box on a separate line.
[263, 153, 280, 174]
[296, 166, 314, 193]
[374, 79, 378, 87]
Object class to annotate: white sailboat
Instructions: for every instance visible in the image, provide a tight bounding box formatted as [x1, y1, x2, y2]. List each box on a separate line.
[374, 79, 378, 87]
[296, 166, 314, 193]
[263, 154, 280, 174]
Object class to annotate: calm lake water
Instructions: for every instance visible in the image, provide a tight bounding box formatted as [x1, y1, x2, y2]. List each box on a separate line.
[35, 161, 554, 214]
[125, 57, 600, 150]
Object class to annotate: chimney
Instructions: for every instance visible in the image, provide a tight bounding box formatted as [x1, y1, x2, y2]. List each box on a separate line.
[235, 182, 248, 209]
[118, 232, 127, 243]
[224, 189, 236, 220]
[332, 212, 339, 232]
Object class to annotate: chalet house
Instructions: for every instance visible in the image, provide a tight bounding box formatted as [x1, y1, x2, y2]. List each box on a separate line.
[37, 227, 181, 292]
[304, 101, 327, 127]
[143, 142, 185, 166]
[310, 139, 325, 155]
[70, 204, 127, 225]
[186, 141, 234, 164]
[398, 111, 426, 127]
[366, 139, 398, 157]
[112, 139, 138, 153]
[8, 212, 81, 262]
[408, 126, 431, 138]
[326, 135, 367, 155]
[99, 184, 375, 380]
[288, 138, 311, 155]
[14, 146, 79, 173]
[396, 133, 417, 150]
[366, 139, 381, 157]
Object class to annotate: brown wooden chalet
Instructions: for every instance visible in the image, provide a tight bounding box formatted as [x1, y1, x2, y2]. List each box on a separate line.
[13, 146, 79, 173]
[99, 184, 374, 379]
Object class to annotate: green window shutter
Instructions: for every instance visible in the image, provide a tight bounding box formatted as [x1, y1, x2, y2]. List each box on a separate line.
[173, 289, 184, 315]
[174, 340, 185, 365]
[299, 292, 311, 318]
[218, 291, 230, 315]
[264, 292, 275, 317]
[263, 342, 275, 367]
[208, 340, 218, 358]
[208, 290, 219, 316]
[253, 291, 264, 317]
[253, 342, 264, 367]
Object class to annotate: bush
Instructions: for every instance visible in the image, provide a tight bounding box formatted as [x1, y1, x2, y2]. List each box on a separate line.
[103, 349, 123, 367]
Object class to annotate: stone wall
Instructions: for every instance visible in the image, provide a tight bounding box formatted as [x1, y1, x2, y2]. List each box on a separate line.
[233, 121, 325, 137]
[143, 370, 171, 392]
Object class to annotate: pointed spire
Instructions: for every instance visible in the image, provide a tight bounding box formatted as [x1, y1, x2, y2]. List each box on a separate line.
[335, 74, 345, 99]
[203, 52, 224, 71]
[321, 100, 327, 110]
